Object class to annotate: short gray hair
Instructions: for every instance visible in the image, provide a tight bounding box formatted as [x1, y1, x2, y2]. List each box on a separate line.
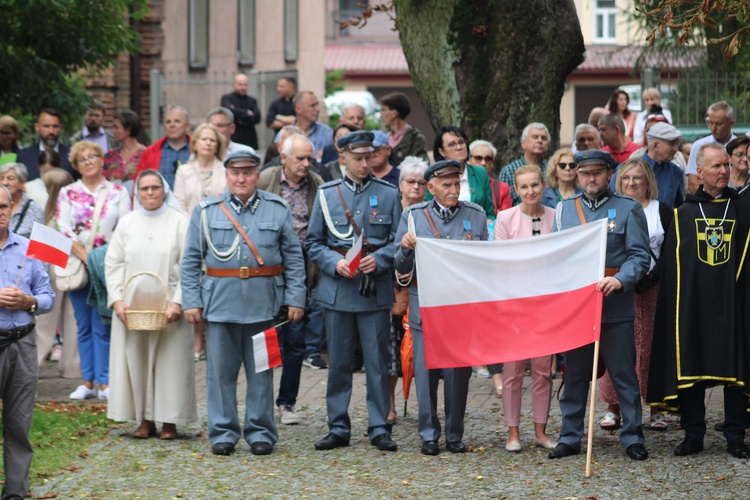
[707, 101, 735, 122]
[0, 162, 28, 182]
[206, 106, 234, 124]
[696, 142, 726, 168]
[469, 140, 497, 158]
[281, 134, 313, 157]
[398, 156, 429, 183]
[521, 122, 549, 142]
[164, 104, 189, 123]
[342, 103, 365, 115]
[0, 185, 12, 204]
[574, 123, 599, 140]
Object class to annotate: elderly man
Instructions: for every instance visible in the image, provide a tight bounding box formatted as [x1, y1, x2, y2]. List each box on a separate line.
[369, 131, 399, 186]
[181, 150, 306, 456]
[498, 123, 550, 206]
[573, 123, 602, 152]
[0, 185, 55, 499]
[266, 76, 296, 132]
[259, 134, 327, 424]
[340, 103, 366, 131]
[220, 74, 262, 149]
[633, 87, 673, 142]
[598, 114, 639, 164]
[70, 100, 117, 154]
[550, 150, 651, 461]
[686, 101, 737, 194]
[16, 108, 75, 180]
[609, 122, 685, 207]
[277, 91, 333, 161]
[394, 160, 488, 455]
[648, 143, 750, 459]
[207, 107, 254, 160]
[306, 131, 401, 452]
[135, 104, 191, 189]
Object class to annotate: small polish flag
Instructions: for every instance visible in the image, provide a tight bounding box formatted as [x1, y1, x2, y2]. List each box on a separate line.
[345, 233, 363, 274]
[252, 326, 282, 373]
[27, 222, 73, 268]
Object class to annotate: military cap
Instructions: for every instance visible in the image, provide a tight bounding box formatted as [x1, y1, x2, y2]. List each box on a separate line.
[337, 130, 375, 153]
[647, 122, 681, 142]
[371, 130, 389, 148]
[223, 149, 261, 168]
[424, 160, 462, 181]
[574, 150, 617, 171]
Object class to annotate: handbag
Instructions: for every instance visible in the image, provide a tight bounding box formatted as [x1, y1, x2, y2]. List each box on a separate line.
[54, 183, 111, 292]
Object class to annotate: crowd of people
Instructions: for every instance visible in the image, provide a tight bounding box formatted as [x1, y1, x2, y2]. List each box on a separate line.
[2, 80, 750, 498]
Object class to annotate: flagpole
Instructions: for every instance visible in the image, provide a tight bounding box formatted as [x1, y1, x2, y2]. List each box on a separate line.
[274, 319, 290, 329]
[585, 340, 601, 478]
[14, 254, 27, 288]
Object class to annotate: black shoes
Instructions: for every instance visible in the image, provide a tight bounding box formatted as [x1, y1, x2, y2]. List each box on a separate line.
[674, 438, 704, 456]
[251, 442, 273, 455]
[547, 443, 580, 459]
[625, 443, 649, 460]
[727, 440, 750, 459]
[315, 433, 350, 450]
[446, 441, 468, 454]
[371, 433, 398, 451]
[211, 442, 235, 456]
[421, 440, 440, 456]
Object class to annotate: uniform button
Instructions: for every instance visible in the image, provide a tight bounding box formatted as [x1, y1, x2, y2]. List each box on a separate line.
[356, 210, 361, 214]
[378, 218, 382, 222]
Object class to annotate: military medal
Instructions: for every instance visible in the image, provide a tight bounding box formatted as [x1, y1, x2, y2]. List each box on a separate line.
[464, 219, 473, 240]
[369, 195, 378, 217]
[607, 209, 616, 232]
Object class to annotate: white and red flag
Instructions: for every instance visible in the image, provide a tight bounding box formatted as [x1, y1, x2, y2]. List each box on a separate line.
[415, 220, 607, 369]
[26, 222, 73, 268]
[345, 232, 363, 274]
[252, 326, 282, 373]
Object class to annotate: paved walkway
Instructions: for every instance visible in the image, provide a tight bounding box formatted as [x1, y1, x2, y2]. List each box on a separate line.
[32, 359, 748, 499]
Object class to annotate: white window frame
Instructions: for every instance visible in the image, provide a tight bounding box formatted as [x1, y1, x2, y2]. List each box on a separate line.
[593, 0, 616, 43]
[238, 0, 256, 66]
[189, 0, 209, 69]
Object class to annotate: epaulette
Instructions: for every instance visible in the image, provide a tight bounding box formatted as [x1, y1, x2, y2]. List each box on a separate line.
[459, 200, 485, 212]
[319, 179, 343, 189]
[199, 195, 223, 208]
[406, 201, 429, 212]
[371, 177, 399, 189]
[259, 190, 289, 208]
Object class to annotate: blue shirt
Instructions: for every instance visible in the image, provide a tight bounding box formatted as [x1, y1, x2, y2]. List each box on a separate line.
[0, 230, 54, 330]
[159, 140, 190, 189]
[274, 121, 333, 156]
[610, 152, 685, 207]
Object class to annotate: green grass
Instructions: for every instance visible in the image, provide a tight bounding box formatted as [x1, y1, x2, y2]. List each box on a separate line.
[0, 401, 123, 486]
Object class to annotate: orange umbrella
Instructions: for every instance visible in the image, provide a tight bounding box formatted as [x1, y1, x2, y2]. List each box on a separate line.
[400, 310, 414, 417]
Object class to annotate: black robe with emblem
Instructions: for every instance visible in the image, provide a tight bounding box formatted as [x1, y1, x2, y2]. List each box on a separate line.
[647, 187, 750, 412]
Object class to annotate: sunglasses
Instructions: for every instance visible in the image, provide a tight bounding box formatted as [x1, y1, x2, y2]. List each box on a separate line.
[558, 162, 576, 170]
[471, 155, 494, 163]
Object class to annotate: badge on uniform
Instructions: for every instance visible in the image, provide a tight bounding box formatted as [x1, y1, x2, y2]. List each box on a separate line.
[464, 219, 473, 240]
[607, 209, 616, 232]
[369, 195, 378, 217]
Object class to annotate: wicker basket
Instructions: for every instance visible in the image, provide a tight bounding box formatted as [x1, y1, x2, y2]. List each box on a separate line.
[123, 272, 169, 331]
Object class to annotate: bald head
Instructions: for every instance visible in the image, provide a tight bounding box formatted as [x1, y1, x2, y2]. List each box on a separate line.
[233, 74, 249, 96]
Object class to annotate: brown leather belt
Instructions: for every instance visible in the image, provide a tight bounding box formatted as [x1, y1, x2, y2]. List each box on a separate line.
[0, 323, 35, 339]
[206, 265, 284, 278]
[329, 246, 375, 257]
[605, 267, 620, 277]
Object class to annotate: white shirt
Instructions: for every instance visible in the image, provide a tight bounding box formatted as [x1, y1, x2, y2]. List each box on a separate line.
[459, 166, 470, 202]
[686, 133, 736, 176]
[633, 108, 673, 144]
[643, 200, 664, 271]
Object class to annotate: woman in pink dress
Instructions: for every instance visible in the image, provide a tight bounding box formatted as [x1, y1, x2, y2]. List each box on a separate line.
[493, 164, 557, 452]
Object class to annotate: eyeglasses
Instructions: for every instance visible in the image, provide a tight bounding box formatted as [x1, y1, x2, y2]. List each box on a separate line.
[558, 162, 576, 170]
[139, 185, 163, 192]
[77, 154, 101, 165]
[403, 179, 427, 187]
[621, 175, 644, 184]
[471, 155, 494, 163]
[732, 152, 748, 159]
[213, 123, 231, 129]
[444, 140, 466, 150]
[0, 130, 14, 136]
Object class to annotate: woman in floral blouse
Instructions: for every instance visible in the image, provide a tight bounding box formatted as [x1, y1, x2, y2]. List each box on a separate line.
[58, 140, 131, 401]
[103, 110, 146, 197]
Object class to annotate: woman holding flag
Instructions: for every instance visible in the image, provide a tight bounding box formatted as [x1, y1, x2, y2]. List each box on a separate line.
[105, 170, 196, 439]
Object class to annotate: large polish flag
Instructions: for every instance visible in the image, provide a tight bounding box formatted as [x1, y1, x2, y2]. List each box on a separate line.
[26, 222, 73, 268]
[415, 220, 607, 369]
[252, 326, 283, 373]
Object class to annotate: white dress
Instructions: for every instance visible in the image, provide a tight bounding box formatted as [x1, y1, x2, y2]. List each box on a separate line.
[105, 207, 197, 425]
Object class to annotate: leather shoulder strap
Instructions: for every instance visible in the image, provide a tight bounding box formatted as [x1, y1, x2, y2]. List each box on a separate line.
[574, 197, 587, 225]
[218, 201, 265, 266]
[334, 185, 362, 237]
[422, 207, 442, 239]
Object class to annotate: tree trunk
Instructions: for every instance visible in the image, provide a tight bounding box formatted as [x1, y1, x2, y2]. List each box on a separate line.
[393, 0, 585, 167]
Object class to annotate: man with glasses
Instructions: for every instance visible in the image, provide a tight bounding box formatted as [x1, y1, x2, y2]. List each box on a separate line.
[550, 149, 651, 462]
[686, 101, 737, 194]
[206, 107, 254, 161]
[498, 122, 550, 206]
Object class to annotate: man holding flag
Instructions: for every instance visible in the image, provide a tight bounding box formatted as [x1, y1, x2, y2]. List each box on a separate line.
[180, 150, 306, 457]
[550, 150, 651, 461]
[394, 160, 488, 455]
[306, 130, 401, 452]
[0, 186, 55, 500]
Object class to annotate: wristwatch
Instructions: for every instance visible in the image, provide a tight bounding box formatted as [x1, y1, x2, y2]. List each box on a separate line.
[28, 298, 37, 314]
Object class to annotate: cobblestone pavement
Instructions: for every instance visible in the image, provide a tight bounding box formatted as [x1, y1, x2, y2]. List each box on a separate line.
[32, 360, 749, 499]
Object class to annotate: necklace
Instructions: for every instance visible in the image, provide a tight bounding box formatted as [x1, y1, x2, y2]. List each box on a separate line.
[698, 198, 731, 250]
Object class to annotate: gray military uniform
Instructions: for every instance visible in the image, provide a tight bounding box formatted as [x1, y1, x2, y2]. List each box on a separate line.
[553, 191, 650, 450]
[181, 190, 306, 448]
[305, 175, 401, 441]
[394, 200, 489, 444]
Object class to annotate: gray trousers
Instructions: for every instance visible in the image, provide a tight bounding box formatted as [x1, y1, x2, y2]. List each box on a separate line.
[0, 331, 37, 500]
[205, 321, 277, 447]
[559, 321, 644, 449]
[324, 309, 390, 441]
[412, 324, 471, 443]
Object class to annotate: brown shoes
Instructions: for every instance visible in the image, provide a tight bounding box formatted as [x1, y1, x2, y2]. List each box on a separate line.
[132, 420, 156, 439]
[160, 423, 178, 440]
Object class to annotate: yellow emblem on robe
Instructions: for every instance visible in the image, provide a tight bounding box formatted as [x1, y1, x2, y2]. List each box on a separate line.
[695, 218, 734, 266]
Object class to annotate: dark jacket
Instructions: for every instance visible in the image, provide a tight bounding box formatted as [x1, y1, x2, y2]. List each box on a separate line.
[390, 126, 428, 166]
[221, 92, 262, 149]
[16, 143, 76, 180]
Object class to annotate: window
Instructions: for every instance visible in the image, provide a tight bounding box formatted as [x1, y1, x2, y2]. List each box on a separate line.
[238, 0, 256, 66]
[284, 0, 298, 62]
[594, 0, 616, 43]
[189, 0, 209, 69]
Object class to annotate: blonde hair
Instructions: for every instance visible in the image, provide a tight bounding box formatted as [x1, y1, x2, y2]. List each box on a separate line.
[190, 123, 227, 161]
[545, 148, 574, 189]
[615, 158, 658, 200]
[43, 168, 74, 223]
[68, 140, 104, 170]
[514, 164, 545, 187]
